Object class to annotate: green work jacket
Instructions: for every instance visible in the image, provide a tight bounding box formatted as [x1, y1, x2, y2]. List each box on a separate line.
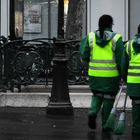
[80, 29, 124, 95]
[121, 35, 140, 97]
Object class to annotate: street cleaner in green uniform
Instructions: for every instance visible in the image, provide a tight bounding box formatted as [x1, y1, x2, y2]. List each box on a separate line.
[80, 15, 124, 131]
[121, 24, 140, 136]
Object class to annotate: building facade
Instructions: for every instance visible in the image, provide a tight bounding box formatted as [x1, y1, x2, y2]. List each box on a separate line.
[0, 0, 140, 41]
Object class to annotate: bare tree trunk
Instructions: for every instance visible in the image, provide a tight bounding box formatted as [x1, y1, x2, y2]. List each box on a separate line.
[65, 0, 85, 40]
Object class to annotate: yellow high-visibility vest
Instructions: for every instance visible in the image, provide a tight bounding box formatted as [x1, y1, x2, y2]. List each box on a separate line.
[126, 41, 140, 83]
[88, 32, 121, 77]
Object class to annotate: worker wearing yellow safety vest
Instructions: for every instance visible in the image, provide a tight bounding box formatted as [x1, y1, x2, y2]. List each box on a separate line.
[121, 24, 140, 136]
[80, 15, 124, 131]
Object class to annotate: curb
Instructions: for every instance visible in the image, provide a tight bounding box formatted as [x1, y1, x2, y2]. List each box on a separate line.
[0, 92, 132, 109]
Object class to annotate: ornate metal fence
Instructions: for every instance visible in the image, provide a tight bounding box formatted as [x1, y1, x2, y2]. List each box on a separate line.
[3, 39, 53, 92]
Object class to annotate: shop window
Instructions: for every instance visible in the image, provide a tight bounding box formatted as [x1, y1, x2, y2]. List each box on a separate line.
[23, 0, 58, 40]
[10, 0, 87, 40]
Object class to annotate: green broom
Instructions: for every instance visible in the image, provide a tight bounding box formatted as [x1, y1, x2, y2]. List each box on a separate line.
[113, 93, 127, 135]
[104, 84, 124, 131]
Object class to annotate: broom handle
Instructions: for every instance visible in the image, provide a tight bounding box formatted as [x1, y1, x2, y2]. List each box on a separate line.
[122, 94, 127, 112]
[117, 94, 127, 123]
[114, 83, 124, 108]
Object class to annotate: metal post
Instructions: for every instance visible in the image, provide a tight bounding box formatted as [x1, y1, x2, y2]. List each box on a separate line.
[0, 36, 7, 92]
[0, 43, 2, 90]
[46, 40, 73, 116]
[58, 0, 64, 38]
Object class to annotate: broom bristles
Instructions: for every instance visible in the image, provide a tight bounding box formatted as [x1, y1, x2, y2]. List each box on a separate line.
[113, 112, 125, 135]
[104, 107, 116, 131]
[104, 85, 123, 131]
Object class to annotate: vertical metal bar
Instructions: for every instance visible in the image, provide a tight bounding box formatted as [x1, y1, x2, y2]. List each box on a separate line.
[58, 0, 64, 38]
[124, 0, 129, 41]
[0, 0, 1, 83]
[128, 0, 130, 40]
[48, 0, 51, 39]
[9, 0, 15, 40]
[0, 0, 1, 35]
[87, 0, 91, 33]
[124, 0, 126, 40]
[7, 0, 9, 37]
[85, 0, 87, 35]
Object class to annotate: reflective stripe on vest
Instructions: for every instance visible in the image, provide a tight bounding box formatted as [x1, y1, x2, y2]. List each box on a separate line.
[88, 32, 94, 48]
[126, 41, 140, 83]
[88, 32, 94, 61]
[126, 41, 132, 60]
[88, 33, 121, 77]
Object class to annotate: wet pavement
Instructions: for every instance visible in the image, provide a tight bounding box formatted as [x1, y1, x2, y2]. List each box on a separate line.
[0, 107, 138, 140]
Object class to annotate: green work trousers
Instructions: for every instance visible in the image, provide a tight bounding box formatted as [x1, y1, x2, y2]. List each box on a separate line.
[89, 95, 114, 128]
[132, 102, 140, 134]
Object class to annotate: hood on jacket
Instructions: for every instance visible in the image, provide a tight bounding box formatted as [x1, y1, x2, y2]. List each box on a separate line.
[95, 28, 115, 47]
[132, 34, 140, 53]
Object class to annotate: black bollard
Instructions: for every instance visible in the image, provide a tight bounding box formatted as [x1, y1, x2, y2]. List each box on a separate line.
[46, 40, 73, 116]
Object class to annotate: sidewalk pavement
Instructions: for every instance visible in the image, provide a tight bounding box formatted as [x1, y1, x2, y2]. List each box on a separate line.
[0, 85, 132, 109]
[0, 107, 138, 140]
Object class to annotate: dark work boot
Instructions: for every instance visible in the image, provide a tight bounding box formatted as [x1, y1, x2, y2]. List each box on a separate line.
[88, 113, 97, 129]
